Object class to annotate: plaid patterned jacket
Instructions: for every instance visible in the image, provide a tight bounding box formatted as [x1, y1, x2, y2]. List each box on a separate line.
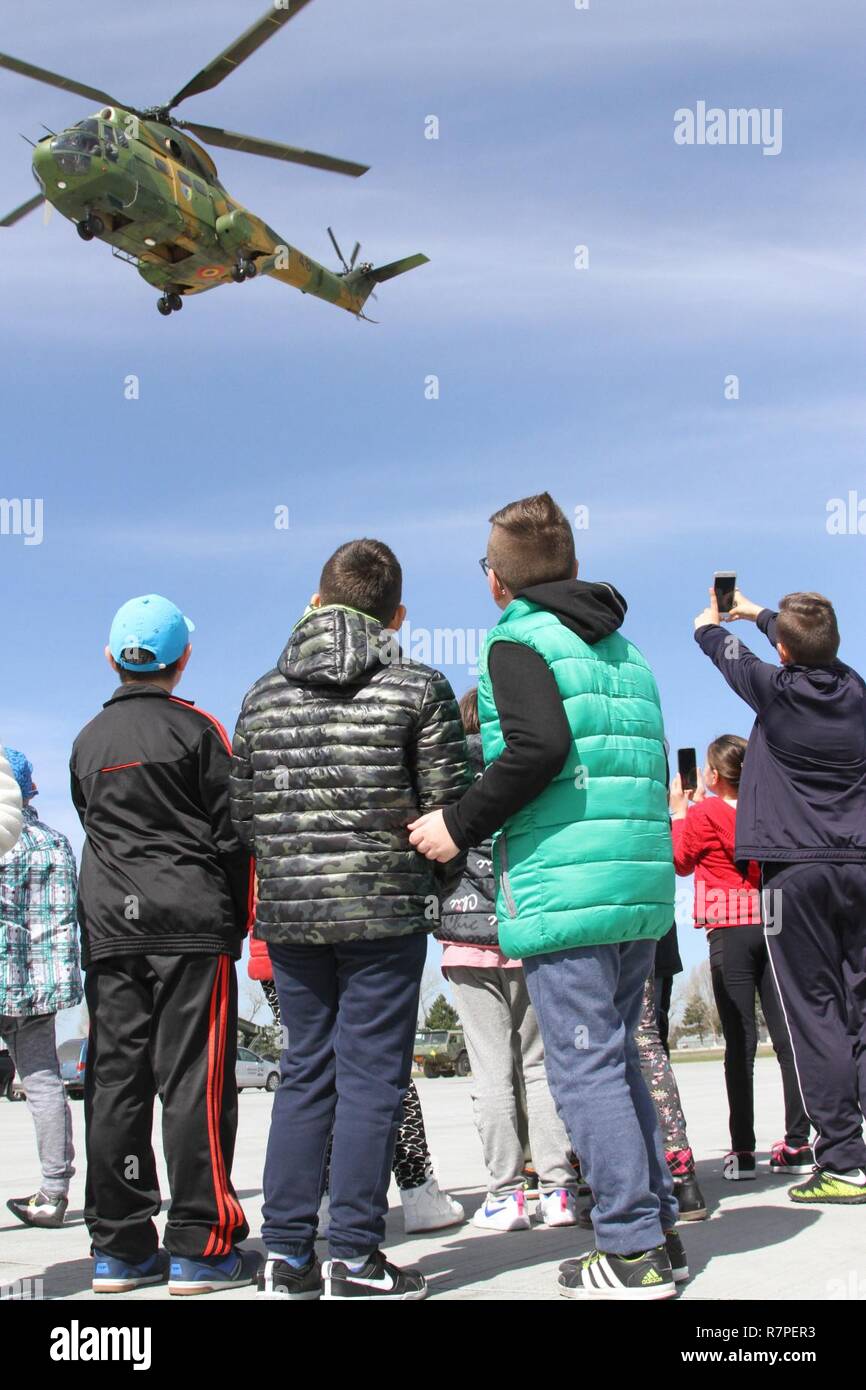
[0, 806, 82, 1018]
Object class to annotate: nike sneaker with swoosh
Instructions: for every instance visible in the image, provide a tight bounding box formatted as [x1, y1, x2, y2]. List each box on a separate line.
[322, 1250, 428, 1300]
[788, 1167, 866, 1204]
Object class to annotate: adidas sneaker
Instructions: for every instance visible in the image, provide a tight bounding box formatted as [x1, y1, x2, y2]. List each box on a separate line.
[558, 1245, 677, 1300]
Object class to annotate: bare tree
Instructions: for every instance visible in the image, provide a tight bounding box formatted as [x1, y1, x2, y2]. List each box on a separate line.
[418, 964, 442, 1026]
[672, 960, 721, 1045]
[240, 981, 267, 1025]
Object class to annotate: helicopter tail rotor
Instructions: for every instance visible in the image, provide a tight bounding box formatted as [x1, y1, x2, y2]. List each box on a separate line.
[328, 227, 366, 274]
[327, 225, 349, 273]
[329, 228, 379, 302]
[344, 250, 430, 318]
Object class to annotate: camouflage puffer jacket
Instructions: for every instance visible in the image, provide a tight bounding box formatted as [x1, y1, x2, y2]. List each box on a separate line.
[230, 605, 471, 944]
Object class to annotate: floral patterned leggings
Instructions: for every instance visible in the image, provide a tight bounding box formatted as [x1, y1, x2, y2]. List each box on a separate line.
[261, 978, 431, 1190]
[635, 973, 689, 1154]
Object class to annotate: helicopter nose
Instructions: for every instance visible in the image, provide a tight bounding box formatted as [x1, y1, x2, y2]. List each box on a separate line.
[31, 140, 68, 192]
[31, 140, 54, 180]
[33, 134, 97, 191]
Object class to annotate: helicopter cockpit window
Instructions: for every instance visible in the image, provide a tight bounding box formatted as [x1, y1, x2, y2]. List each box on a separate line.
[51, 119, 101, 155]
[102, 124, 117, 147]
[50, 118, 101, 173]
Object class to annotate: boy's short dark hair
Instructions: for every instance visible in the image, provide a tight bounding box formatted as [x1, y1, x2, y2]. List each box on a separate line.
[487, 492, 575, 594]
[116, 648, 181, 683]
[459, 687, 480, 735]
[776, 592, 840, 666]
[318, 538, 402, 627]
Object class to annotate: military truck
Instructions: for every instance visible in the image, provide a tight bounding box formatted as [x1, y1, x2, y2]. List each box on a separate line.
[414, 1029, 471, 1079]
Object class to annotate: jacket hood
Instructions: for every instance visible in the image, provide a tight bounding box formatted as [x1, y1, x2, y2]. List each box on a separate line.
[791, 662, 850, 690]
[516, 579, 627, 645]
[466, 731, 484, 777]
[278, 605, 392, 687]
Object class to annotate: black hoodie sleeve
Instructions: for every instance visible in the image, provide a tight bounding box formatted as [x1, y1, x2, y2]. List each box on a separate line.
[694, 623, 780, 714]
[198, 724, 254, 933]
[442, 642, 572, 850]
[757, 608, 779, 648]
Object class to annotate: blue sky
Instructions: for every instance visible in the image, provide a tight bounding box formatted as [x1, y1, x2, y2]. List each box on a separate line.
[1, 0, 864, 1014]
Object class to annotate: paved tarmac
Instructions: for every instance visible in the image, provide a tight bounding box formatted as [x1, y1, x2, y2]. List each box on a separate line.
[0, 1057, 859, 1301]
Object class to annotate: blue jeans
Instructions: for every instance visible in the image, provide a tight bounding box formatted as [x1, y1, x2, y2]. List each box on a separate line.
[261, 932, 427, 1261]
[523, 938, 678, 1254]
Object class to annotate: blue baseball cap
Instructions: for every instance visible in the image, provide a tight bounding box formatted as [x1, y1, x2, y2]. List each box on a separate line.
[3, 748, 35, 800]
[109, 594, 195, 673]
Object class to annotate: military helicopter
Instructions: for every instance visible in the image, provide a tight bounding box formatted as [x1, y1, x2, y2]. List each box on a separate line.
[0, 0, 428, 318]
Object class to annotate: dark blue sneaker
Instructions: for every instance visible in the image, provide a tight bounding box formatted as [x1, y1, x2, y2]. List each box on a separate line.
[258, 1254, 322, 1300]
[92, 1248, 169, 1294]
[168, 1247, 262, 1296]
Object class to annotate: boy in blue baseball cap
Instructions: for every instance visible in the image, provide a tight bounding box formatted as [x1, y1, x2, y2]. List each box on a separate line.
[71, 595, 258, 1295]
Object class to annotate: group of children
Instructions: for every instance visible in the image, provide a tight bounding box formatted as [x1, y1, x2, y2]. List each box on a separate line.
[2, 490, 865, 1301]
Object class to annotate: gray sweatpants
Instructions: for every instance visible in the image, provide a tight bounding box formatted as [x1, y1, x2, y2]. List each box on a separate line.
[0, 1013, 75, 1197]
[445, 966, 576, 1197]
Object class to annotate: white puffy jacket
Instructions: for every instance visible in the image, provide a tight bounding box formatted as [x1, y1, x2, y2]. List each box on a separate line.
[0, 747, 23, 855]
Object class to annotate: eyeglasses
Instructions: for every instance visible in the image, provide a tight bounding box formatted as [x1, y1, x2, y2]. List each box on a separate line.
[479, 557, 491, 576]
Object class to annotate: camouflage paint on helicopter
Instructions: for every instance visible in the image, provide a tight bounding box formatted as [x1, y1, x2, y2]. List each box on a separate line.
[1, 1, 428, 318]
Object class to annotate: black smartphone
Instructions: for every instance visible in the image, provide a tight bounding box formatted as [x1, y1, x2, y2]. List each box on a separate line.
[713, 571, 737, 615]
[677, 747, 698, 793]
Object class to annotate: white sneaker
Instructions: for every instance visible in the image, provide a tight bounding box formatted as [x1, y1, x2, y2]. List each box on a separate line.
[401, 1176, 465, 1233]
[471, 1191, 531, 1232]
[316, 1193, 330, 1240]
[538, 1188, 578, 1227]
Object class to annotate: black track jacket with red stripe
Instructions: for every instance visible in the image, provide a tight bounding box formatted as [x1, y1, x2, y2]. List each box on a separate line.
[70, 684, 253, 966]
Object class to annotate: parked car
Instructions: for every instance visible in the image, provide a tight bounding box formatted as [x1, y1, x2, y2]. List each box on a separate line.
[236, 1046, 280, 1092]
[414, 1028, 471, 1078]
[59, 1037, 88, 1098]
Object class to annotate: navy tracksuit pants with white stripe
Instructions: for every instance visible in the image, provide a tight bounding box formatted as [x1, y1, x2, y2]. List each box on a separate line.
[763, 861, 866, 1173]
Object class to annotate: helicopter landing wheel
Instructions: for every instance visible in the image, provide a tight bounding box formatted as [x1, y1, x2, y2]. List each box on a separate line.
[242, 258, 257, 279]
[168, 292, 184, 312]
[77, 214, 104, 240]
[77, 211, 104, 239]
[230, 263, 246, 283]
[156, 296, 173, 316]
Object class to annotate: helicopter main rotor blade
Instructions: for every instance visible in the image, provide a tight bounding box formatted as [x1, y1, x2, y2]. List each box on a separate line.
[167, 0, 317, 110]
[0, 193, 44, 227]
[0, 52, 123, 109]
[177, 121, 368, 177]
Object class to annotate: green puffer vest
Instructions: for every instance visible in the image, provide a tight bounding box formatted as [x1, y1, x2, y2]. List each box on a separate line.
[477, 599, 674, 958]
